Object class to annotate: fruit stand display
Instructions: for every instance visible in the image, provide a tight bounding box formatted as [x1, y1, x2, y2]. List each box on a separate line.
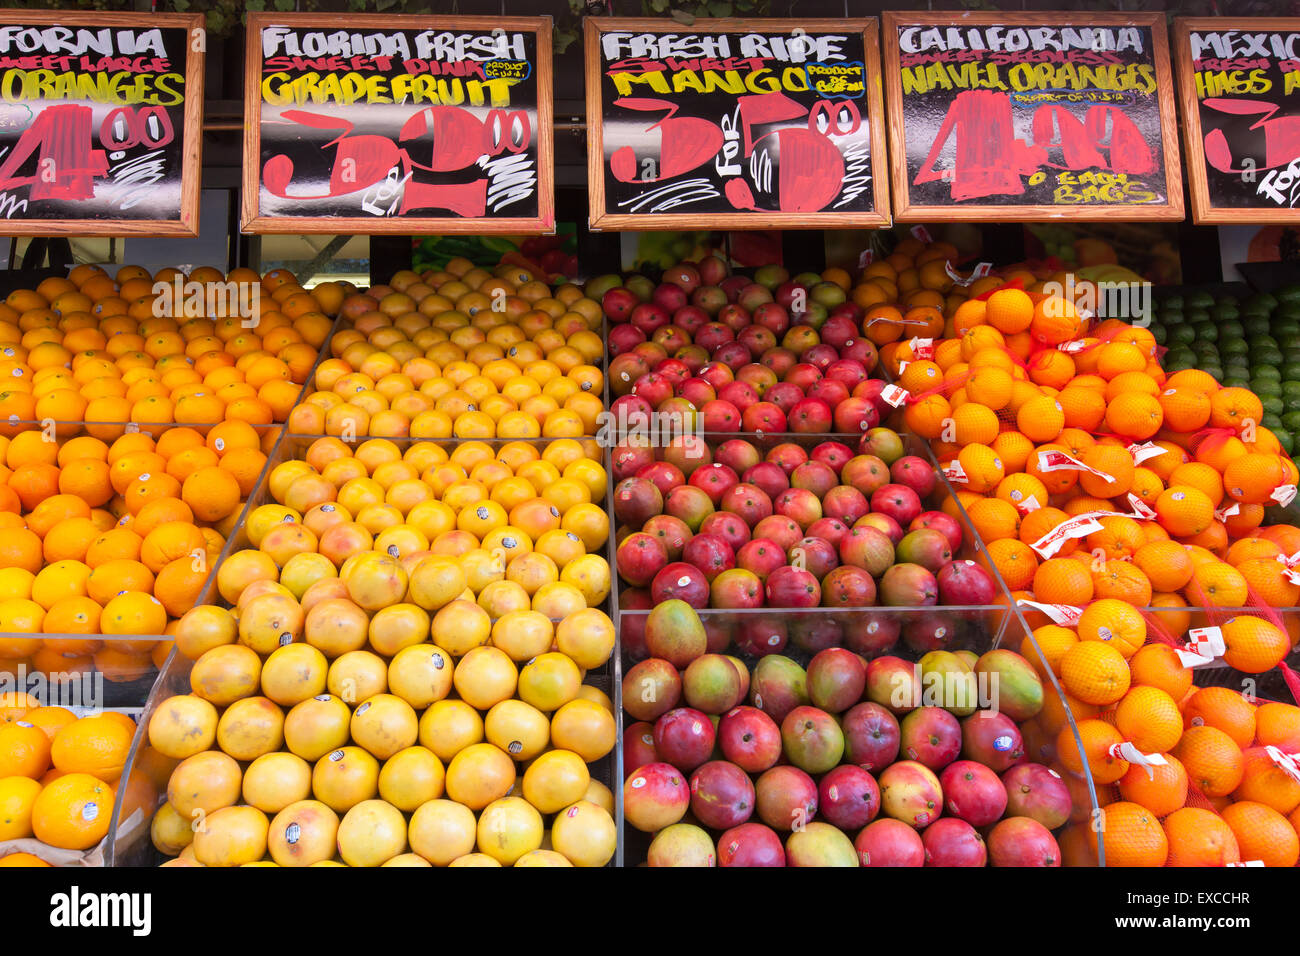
[6, 234, 1300, 868]
[115, 433, 620, 867]
[592, 234, 1300, 867]
[870, 244, 1300, 867]
[598, 254, 1088, 865]
[284, 262, 606, 444]
[0, 268, 341, 866]
[103, 259, 625, 867]
[6, 7, 1300, 874]
[8, 239, 1300, 868]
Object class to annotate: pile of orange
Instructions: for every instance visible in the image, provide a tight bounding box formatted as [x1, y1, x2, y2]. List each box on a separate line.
[0, 425, 267, 680]
[848, 237, 1010, 331]
[0, 699, 151, 858]
[1055, 682, 1300, 867]
[286, 261, 605, 441]
[869, 247, 1300, 866]
[894, 285, 1298, 659]
[0, 266, 339, 433]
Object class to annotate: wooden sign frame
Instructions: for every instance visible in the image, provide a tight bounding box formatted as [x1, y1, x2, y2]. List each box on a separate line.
[584, 17, 891, 231]
[242, 13, 554, 235]
[1174, 17, 1300, 224]
[0, 11, 204, 237]
[881, 11, 1184, 222]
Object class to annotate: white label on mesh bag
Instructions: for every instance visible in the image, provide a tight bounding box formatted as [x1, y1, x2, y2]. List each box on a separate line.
[1015, 599, 1082, 626]
[881, 384, 909, 408]
[1176, 626, 1226, 666]
[1127, 442, 1166, 465]
[1175, 647, 1217, 667]
[1127, 494, 1157, 520]
[1017, 494, 1042, 514]
[908, 337, 935, 360]
[1266, 745, 1300, 784]
[944, 260, 992, 287]
[1108, 742, 1168, 779]
[1226, 860, 1266, 867]
[911, 225, 933, 243]
[1030, 513, 1105, 559]
[1272, 484, 1298, 507]
[941, 460, 967, 482]
[896, 360, 910, 375]
[1215, 502, 1241, 521]
[1036, 449, 1114, 482]
[1057, 339, 1090, 353]
[858, 248, 874, 269]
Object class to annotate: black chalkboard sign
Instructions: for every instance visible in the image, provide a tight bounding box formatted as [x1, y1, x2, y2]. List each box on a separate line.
[882, 12, 1183, 222]
[0, 12, 203, 237]
[584, 18, 890, 230]
[1175, 18, 1300, 224]
[242, 13, 554, 235]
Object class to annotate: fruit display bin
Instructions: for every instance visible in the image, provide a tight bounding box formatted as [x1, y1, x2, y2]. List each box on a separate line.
[110, 432, 623, 867]
[0, 311, 347, 439]
[609, 426, 1104, 865]
[280, 284, 611, 443]
[0, 417, 294, 867]
[0, 421, 293, 710]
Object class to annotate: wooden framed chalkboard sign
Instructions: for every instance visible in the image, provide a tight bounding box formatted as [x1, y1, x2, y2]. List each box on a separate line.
[584, 18, 891, 231]
[242, 14, 554, 235]
[1174, 18, 1300, 224]
[0, 12, 204, 237]
[882, 11, 1183, 222]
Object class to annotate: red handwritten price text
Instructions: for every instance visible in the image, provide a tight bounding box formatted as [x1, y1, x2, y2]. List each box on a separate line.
[608, 91, 860, 213]
[0, 103, 174, 201]
[1201, 99, 1300, 179]
[913, 88, 1157, 202]
[262, 105, 530, 217]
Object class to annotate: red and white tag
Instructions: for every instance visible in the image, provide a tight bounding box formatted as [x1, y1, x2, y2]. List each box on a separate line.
[1108, 742, 1168, 779]
[942, 460, 967, 482]
[1226, 860, 1266, 867]
[881, 384, 910, 408]
[1057, 339, 1090, 354]
[1265, 745, 1300, 784]
[1016, 599, 1082, 626]
[908, 337, 935, 360]
[1176, 625, 1226, 667]
[1030, 513, 1105, 559]
[896, 360, 910, 375]
[911, 225, 934, 243]
[857, 248, 874, 269]
[1036, 449, 1114, 482]
[1016, 494, 1042, 514]
[1279, 549, 1300, 580]
[944, 260, 993, 288]
[1127, 442, 1166, 465]
[1127, 494, 1157, 520]
[1215, 501, 1241, 521]
[1272, 484, 1298, 507]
